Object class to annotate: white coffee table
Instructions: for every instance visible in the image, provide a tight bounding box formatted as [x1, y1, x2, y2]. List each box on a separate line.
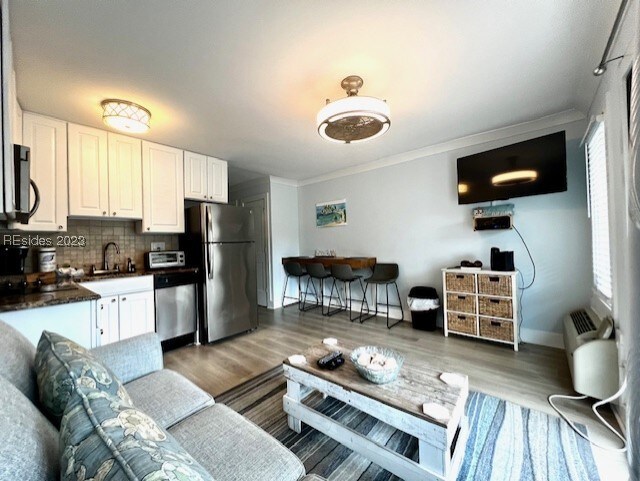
[283, 341, 468, 481]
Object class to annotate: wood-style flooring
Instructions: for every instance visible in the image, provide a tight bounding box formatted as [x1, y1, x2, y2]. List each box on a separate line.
[164, 306, 629, 481]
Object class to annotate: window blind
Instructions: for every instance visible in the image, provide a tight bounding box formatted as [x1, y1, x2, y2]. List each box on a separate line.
[586, 121, 613, 302]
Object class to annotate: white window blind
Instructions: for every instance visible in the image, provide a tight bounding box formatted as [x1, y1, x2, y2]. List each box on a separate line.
[585, 121, 613, 303]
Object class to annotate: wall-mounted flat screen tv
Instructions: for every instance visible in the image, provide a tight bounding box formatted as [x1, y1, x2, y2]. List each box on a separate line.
[457, 131, 567, 205]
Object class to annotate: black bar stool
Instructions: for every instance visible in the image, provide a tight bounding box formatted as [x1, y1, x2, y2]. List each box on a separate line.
[327, 264, 370, 321]
[360, 263, 404, 329]
[301, 263, 332, 313]
[281, 262, 309, 310]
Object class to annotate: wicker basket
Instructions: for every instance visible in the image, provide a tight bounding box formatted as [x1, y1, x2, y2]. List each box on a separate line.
[447, 312, 477, 335]
[445, 273, 476, 293]
[478, 274, 512, 296]
[446, 293, 476, 314]
[478, 296, 513, 318]
[479, 317, 514, 342]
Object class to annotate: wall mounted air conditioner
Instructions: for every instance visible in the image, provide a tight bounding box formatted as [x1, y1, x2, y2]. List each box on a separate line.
[562, 308, 618, 400]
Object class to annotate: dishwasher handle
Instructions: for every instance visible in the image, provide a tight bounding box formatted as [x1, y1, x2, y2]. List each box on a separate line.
[154, 272, 199, 289]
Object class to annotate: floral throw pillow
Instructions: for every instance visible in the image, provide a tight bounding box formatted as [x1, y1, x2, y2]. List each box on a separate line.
[35, 331, 133, 426]
[60, 387, 214, 481]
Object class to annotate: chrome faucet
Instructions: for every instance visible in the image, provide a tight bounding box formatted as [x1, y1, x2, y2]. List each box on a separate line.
[103, 242, 120, 271]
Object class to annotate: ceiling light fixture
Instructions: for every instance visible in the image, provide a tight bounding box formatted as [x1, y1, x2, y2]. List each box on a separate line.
[101, 99, 151, 133]
[317, 75, 390, 144]
[491, 170, 538, 186]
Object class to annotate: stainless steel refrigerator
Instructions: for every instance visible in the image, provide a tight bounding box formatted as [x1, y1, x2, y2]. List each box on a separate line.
[181, 204, 257, 343]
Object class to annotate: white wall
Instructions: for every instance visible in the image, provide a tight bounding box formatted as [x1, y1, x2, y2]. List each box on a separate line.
[270, 179, 300, 308]
[297, 120, 591, 347]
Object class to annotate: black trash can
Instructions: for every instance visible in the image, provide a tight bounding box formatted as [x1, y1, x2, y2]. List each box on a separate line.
[407, 286, 440, 331]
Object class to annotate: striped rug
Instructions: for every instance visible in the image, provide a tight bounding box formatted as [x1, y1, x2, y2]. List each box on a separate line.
[217, 366, 600, 481]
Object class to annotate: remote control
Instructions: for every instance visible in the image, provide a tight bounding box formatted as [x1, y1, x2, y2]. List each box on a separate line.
[317, 351, 344, 370]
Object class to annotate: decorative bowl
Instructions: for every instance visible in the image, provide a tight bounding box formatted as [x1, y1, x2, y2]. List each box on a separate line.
[350, 346, 404, 384]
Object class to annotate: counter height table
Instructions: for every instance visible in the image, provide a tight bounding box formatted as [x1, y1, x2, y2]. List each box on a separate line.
[282, 256, 376, 270]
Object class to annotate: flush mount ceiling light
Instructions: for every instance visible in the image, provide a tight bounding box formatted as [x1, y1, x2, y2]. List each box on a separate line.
[101, 99, 151, 133]
[317, 75, 390, 144]
[491, 170, 538, 186]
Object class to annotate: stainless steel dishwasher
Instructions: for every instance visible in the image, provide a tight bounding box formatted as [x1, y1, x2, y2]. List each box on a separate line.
[154, 270, 198, 343]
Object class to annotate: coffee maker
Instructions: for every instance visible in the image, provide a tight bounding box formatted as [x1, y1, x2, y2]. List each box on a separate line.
[0, 246, 29, 275]
[490, 247, 514, 272]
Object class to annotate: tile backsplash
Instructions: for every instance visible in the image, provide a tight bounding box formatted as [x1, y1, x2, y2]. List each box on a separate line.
[0, 219, 179, 273]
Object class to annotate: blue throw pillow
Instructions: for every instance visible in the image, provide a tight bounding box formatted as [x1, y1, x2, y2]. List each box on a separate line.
[34, 331, 133, 426]
[60, 387, 214, 481]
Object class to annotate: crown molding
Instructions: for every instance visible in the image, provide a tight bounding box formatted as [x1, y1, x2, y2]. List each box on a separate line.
[269, 176, 299, 187]
[297, 109, 586, 187]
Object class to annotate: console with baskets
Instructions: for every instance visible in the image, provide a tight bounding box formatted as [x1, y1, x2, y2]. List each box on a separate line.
[442, 268, 519, 351]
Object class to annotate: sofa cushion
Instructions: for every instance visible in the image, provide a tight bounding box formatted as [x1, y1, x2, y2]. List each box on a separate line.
[126, 369, 214, 428]
[60, 386, 214, 481]
[0, 321, 38, 403]
[35, 331, 133, 426]
[169, 404, 305, 481]
[0, 374, 59, 481]
[91, 332, 164, 383]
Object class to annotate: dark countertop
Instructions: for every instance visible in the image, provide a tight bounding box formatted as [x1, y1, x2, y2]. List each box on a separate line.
[0, 284, 100, 313]
[75, 266, 199, 282]
[0, 267, 199, 313]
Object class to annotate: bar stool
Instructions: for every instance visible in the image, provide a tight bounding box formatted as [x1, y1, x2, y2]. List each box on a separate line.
[281, 262, 309, 310]
[327, 264, 370, 321]
[301, 263, 332, 313]
[359, 263, 404, 329]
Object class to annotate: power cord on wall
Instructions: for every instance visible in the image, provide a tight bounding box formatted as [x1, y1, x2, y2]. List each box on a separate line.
[513, 225, 536, 289]
[548, 378, 628, 452]
[513, 225, 536, 343]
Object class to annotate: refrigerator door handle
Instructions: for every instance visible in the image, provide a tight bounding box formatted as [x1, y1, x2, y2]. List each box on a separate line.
[208, 242, 214, 279]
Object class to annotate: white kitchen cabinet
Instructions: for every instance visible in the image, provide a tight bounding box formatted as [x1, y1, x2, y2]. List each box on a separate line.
[81, 276, 155, 347]
[0, 301, 95, 348]
[184, 151, 208, 201]
[97, 296, 120, 345]
[68, 123, 109, 217]
[17, 112, 68, 231]
[9, 71, 22, 145]
[108, 133, 142, 219]
[141, 141, 184, 233]
[184, 151, 228, 203]
[68, 126, 142, 220]
[207, 157, 228, 203]
[118, 290, 155, 340]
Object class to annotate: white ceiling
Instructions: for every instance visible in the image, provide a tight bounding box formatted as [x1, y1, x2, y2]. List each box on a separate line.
[10, 1, 619, 183]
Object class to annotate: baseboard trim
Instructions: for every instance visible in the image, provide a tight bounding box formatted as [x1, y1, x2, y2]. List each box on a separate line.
[520, 328, 565, 349]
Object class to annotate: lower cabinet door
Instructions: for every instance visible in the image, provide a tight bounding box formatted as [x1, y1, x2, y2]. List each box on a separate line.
[118, 290, 155, 340]
[97, 296, 120, 346]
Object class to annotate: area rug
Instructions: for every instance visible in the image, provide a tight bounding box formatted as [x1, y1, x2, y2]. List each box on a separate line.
[217, 366, 600, 481]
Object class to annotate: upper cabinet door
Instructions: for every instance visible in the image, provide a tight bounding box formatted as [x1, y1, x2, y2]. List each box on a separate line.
[184, 151, 208, 201]
[68, 123, 109, 217]
[207, 157, 228, 204]
[19, 113, 68, 231]
[108, 133, 142, 219]
[141, 141, 184, 233]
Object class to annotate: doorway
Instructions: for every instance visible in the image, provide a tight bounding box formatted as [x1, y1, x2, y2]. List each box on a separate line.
[242, 194, 270, 307]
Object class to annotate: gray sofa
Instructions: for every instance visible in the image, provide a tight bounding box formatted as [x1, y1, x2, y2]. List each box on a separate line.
[0, 321, 324, 481]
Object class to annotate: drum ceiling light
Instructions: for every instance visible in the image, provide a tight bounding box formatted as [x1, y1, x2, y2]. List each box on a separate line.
[101, 99, 151, 133]
[317, 75, 390, 144]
